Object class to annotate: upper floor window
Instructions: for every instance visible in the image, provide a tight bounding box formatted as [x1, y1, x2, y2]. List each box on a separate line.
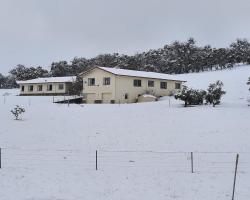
[58, 84, 64, 90]
[47, 84, 53, 91]
[28, 85, 33, 92]
[160, 82, 167, 89]
[103, 77, 111, 85]
[175, 83, 181, 89]
[148, 80, 154, 87]
[37, 85, 43, 91]
[88, 78, 95, 86]
[133, 79, 142, 87]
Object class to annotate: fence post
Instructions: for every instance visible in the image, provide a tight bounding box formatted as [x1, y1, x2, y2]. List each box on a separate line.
[96, 150, 98, 171]
[191, 152, 194, 173]
[0, 148, 1, 169]
[232, 154, 239, 200]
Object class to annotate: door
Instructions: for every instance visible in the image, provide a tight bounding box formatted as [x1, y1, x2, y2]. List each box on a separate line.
[102, 93, 112, 104]
[86, 93, 96, 103]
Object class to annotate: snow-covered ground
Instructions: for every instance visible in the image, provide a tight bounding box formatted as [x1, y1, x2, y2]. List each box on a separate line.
[0, 66, 250, 200]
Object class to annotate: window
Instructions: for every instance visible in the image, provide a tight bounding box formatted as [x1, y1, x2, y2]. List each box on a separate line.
[103, 77, 110, 85]
[148, 80, 154, 87]
[28, 85, 33, 92]
[160, 82, 167, 89]
[37, 85, 43, 91]
[58, 84, 64, 90]
[88, 78, 95, 86]
[133, 79, 141, 87]
[47, 84, 53, 91]
[21, 86, 25, 92]
[175, 83, 181, 89]
[125, 93, 128, 100]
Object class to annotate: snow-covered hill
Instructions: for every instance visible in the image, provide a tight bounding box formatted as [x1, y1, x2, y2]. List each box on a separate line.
[0, 66, 250, 200]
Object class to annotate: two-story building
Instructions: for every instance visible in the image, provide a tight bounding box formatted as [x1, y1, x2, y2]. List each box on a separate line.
[80, 66, 185, 103]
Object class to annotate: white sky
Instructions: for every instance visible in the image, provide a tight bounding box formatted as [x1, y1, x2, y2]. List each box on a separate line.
[0, 0, 250, 74]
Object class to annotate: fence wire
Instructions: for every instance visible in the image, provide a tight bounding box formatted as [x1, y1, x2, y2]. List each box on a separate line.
[0, 147, 249, 174]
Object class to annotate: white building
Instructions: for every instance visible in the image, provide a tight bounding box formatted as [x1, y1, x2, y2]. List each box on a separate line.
[80, 66, 185, 103]
[17, 76, 76, 96]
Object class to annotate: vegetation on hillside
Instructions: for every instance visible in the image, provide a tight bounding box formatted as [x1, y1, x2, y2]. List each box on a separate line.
[1, 38, 250, 88]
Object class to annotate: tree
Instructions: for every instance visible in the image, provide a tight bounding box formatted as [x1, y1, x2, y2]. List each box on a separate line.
[0, 73, 6, 88]
[9, 65, 49, 81]
[247, 77, 250, 90]
[68, 76, 83, 96]
[175, 86, 206, 107]
[11, 105, 25, 120]
[206, 81, 226, 107]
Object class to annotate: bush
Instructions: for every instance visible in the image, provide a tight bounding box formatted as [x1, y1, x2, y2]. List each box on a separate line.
[11, 105, 25, 120]
[175, 86, 206, 107]
[205, 81, 226, 107]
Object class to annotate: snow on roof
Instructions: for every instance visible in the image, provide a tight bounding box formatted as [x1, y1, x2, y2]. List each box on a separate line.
[98, 67, 186, 81]
[17, 76, 76, 84]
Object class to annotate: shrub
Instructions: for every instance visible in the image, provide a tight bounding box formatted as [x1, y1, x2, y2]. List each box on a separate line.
[11, 105, 25, 120]
[205, 81, 226, 107]
[175, 86, 206, 107]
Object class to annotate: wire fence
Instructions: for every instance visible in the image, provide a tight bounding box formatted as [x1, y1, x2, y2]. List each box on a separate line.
[0, 147, 249, 174]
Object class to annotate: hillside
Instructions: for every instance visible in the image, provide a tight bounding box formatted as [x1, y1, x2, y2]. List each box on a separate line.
[0, 66, 250, 200]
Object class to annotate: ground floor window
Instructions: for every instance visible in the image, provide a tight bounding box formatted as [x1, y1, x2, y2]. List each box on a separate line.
[28, 85, 34, 92]
[47, 84, 53, 91]
[125, 93, 128, 99]
[160, 82, 167, 89]
[148, 80, 154, 87]
[21, 86, 25, 92]
[58, 84, 64, 90]
[37, 85, 43, 91]
[175, 83, 181, 89]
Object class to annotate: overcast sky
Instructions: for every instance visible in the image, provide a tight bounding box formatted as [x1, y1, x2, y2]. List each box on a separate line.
[0, 0, 250, 74]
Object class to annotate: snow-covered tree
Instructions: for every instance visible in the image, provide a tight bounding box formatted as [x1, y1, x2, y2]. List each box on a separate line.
[206, 81, 226, 107]
[175, 86, 206, 107]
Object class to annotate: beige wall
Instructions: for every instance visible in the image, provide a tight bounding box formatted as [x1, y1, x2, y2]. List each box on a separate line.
[115, 76, 182, 103]
[82, 68, 183, 104]
[19, 82, 70, 95]
[82, 68, 116, 103]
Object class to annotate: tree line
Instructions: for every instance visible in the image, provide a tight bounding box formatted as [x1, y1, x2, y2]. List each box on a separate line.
[1, 38, 250, 89]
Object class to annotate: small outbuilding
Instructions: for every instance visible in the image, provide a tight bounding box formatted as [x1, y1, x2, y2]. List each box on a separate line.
[17, 76, 76, 96]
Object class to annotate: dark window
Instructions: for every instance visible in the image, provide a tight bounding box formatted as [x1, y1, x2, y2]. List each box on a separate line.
[37, 85, 43, 91]
[103, 77, 110, 85]
[21, 86, 25, 92]
[133, 79, 141, 87]
[160, 82, 167, 89]
[148, 80, 154, 87]
[28, 85, 33, 92]
[58, 84, 64, 90]
[47, 84, 53, 91]
[175, 83, 181, 89]
[125, 93, 128, 99]
[88, 78, 95, 86]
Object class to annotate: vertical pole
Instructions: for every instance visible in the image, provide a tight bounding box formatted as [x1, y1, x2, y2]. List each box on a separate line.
[96, 150, 98, 171]
[232, 154, 239, 200]
[191, 152, 194, 173]
[68, 92, 70, 107]
[0, 148, 2, 169]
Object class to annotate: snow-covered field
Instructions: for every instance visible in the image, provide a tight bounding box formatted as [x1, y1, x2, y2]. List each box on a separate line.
[0, 66, 250, 200]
